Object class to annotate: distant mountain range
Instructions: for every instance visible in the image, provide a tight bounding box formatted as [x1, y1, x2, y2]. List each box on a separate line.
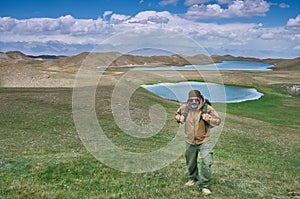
[1, 50, 300, 70]
[0, 50, 299, 87]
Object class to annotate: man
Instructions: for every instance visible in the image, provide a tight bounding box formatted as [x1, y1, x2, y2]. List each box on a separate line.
[175, 90, 221, 195]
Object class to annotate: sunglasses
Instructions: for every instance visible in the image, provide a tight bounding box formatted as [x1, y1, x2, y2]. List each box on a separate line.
[188, 98, 200, 103]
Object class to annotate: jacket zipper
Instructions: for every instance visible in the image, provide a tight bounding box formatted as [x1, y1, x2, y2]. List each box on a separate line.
[193, 111, 197, 143]
[193, 109, 202, 144]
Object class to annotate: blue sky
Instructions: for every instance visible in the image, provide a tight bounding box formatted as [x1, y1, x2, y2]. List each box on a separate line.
[1, 0, 299, 26]
[0, 0, 300, 58]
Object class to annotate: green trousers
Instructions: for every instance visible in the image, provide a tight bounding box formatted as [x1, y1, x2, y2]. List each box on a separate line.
[185, 141, 213, 189]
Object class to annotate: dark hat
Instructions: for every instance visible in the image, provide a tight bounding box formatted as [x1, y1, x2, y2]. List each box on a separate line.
[188, 90, 203, 99]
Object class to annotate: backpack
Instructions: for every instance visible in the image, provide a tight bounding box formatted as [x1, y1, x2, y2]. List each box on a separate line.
[182, 99, 212, 125]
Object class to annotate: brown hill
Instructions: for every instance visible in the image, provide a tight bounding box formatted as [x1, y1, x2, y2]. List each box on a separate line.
[262, 57, 300, 70]
[211, 54, 300, 70]
[0, 51, 34, 63]
[110, 54, 190, 67]
[0, 50, 299, 87]
[1, 50, 299, 70]
[5, 51, 30, 60]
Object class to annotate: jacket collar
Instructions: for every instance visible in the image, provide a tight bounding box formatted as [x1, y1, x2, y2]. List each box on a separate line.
[197, 98, 205, 111]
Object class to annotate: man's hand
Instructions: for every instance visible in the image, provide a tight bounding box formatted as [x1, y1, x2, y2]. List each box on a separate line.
[202, 113, 210, 121]
[176, 114, 185, 123]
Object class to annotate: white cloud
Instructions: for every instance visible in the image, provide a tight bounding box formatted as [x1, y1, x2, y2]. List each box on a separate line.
[279, 3, 290, 8]
[0, 15, 109, 43]
[260, 32, 274, 39]
[184, 4, 223, 19]
[0, 10, 299, 58]
[103, 11, 113, 20]
[287, 14, 300, 27]
[127, 11, 172, 24]
[110, 14, 131, 24]
[0, 17, 17, 31]
[159, 0, 178, 6]
[184, 0, 271, 19]
[217, 0, 234, 4]
[184, 0, 210, 6]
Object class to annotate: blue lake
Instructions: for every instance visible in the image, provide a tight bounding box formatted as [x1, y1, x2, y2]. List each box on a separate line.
[133, 60, 273, 71]
[142, 82, 263, 103]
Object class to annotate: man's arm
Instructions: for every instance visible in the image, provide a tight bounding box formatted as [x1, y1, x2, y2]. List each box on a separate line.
[202, 105, 221, 126]
[175, 105, 186, 123]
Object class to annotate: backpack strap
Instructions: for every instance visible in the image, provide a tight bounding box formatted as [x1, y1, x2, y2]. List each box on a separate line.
[182, 106, 189, 122]
[201, 101, 208, 115]
[202, 100, 214, 128]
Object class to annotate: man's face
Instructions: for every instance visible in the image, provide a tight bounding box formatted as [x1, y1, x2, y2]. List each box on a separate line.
[188, 97, 201, 109]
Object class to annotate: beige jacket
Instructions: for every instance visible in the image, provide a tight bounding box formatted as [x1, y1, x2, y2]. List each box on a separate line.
[175, 100, 221, 145]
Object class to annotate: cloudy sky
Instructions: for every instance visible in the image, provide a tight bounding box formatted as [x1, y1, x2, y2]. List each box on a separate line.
[0, 0, 299, 58]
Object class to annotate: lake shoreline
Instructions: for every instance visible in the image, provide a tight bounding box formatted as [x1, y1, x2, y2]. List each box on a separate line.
[142, 81, 264, 103]
[131, 60, 274, 71]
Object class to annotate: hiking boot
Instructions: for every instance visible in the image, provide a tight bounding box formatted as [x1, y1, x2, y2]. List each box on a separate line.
[201, 188, 212, 195]
[184, 179, 197, 186]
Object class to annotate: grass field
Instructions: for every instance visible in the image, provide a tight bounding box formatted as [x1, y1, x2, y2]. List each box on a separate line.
[0, 84, 299, 198]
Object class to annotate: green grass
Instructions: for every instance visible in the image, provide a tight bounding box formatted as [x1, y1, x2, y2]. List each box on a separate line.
[226, 85, 300, 127]
[0, 86, 299, 198]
